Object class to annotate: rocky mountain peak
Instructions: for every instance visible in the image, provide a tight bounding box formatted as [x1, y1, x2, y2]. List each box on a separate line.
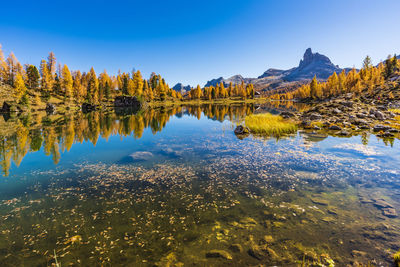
[303, 48, 313, 61]
[201, 48, 346, 91]
[298, 48, 333, 70]
[284, 48, 341, 81]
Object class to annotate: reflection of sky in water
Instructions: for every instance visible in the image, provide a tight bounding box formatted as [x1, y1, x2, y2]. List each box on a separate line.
[311, 135, 400, 176]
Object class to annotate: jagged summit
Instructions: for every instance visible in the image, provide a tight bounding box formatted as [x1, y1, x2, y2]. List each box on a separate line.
[298, 48, 333, 69]
[284, 48, 341, 81]
[202, 48, 346, 92]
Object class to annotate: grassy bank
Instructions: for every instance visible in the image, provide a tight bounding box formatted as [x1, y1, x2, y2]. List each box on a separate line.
[245, 113, 297, 137]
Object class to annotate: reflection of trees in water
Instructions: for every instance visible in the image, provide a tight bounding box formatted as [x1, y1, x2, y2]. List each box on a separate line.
[257, 100, 311, 114]
[0, 103, 255, 176]
[186, 103, 254, 122]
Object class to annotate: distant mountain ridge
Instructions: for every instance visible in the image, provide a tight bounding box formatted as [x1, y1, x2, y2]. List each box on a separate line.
[204, 75, 249, 88]
[202, 48, 348, 93]
[172, 83, 192, 93]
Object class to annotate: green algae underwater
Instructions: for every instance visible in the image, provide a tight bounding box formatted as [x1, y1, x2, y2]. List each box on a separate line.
[0, 102, 399, 266]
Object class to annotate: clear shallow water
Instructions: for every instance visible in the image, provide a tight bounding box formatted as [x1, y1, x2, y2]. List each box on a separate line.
[0, 103, 399, 266]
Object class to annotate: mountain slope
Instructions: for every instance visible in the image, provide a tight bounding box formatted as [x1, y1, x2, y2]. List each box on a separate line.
[203, 48, 346, 93]
[284, 48, 342, 81]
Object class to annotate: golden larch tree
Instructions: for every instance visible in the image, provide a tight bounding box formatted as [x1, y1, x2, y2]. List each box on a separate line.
[61, 64, 73, 99]
[13, 72, 27, 101]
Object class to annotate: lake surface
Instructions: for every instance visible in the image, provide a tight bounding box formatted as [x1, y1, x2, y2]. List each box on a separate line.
[0, 102, 399, 266]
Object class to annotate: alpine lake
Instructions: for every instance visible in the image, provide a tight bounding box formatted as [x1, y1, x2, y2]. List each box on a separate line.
[0, 102, 399, 267]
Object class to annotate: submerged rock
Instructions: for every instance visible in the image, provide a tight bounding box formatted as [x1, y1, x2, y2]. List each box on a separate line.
[302, 132, 328, 142]
[366, 197, 398, 218]
[248, 243, 279, 261]
[322, 217, 335, 223]
[239, 217, 257, 227]
[64, 235, 82, 245]
[229, 244, 243, 253]
[327, 207, 338, 215]
[311, 197, 329, 206]
[248, 245, 264, 260]
[352, 250, 367, 258]
[359, 197, 374, 204]
[382, 208, 397, 218]
[206, 250, 232, 260]
[262, 235, 274, 243]
[373, 198, 394, 209]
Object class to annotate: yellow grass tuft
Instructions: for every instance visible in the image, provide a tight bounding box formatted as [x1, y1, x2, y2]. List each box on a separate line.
[245, 113, 297, 137]
[389, 109, 400, 114]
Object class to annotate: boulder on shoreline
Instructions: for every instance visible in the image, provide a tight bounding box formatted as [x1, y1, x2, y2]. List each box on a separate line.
[234, 125, 250, 135]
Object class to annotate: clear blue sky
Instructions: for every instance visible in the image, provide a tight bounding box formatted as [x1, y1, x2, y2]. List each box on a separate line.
[1, 0, 399, 86]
